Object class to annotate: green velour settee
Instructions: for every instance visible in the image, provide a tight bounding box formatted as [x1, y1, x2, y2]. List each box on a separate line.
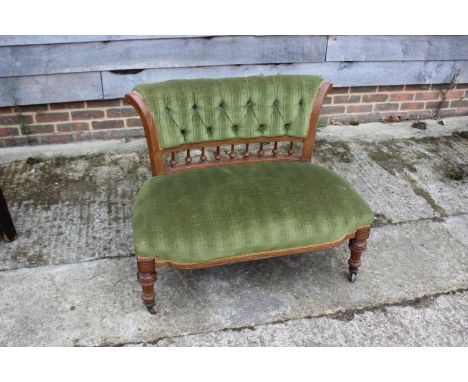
[125, 75, 374, 314]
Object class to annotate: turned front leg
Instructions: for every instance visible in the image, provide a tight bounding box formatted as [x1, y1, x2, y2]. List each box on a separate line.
[137, 258, 157, 314]
[348, 227, 371, 282]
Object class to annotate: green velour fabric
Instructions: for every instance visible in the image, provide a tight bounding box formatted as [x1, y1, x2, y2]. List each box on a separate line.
[133, 162, 374, 264]
[134, 75, 323, 149]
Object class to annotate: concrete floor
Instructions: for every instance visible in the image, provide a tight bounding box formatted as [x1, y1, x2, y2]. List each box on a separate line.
[0, 117, 467, 346]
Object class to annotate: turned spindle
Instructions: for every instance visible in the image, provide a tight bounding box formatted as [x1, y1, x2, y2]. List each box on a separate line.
[185, 149, 192, 166]
[288, 141, 294, 156]
[170, 152, 177, 168]
[200, 147, 207, 162]
[229, 144, 236, 160]
[215, 146, 221, 161]
[272, 142, 279, 157]
[243, 144, 250, 159]
[257, 143, 264, 157]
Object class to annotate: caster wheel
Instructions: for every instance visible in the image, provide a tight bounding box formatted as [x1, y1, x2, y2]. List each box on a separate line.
[145, 303, 158, 314]
[349, 272, 357, 283]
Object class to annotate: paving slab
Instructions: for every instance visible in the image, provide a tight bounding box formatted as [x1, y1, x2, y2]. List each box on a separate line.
[0, 218, 467, 346]
[153, 291, 468, 346]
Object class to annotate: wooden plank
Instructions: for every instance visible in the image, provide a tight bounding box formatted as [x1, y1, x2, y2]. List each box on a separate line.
[0, 36, 327, 77]
[0, 35, 197, 46]
[103, 60, 468, 98]
[0, 72, 102, 107]
[327, 35, 468, 62]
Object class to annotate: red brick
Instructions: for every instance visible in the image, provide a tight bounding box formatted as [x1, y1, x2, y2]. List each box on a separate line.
[50, 101, 85, 110]
[106, 108, 138, 118]
[455, 109, 468, 116]
[27, 124, 55, 135]
[35, 112, 69, 123]
[333, 95, 361, 104]
[0, 127, 19, 137]
[87, 99, 122, 108]
[330, 87, 349, 95]
[415, 91, 440, 101]
[425, 101, 449, 109]
[450, 100, 468, 108]
[374, 103, 399, 111]
[400, 102, 425, 110]
[444, 90, 465, 100]
[320, 105, 346, 115]
[75, 128, 143, 142]
[323, 96, 332, 104]
[407, 110, 434, 119]
[92, 120, 124, 129]
[378, 85, 405, 92]
[389, 93, 414, 101]
[71, 110, 105, 120]
[19, 104, 49, 112]
[438, 109, 457, 118]
[405, 84, 431, 91]
[0, 107, 12, 114]
[350, 86, 377, 93]
[346, 104, 373, 113]
[126, 118, 142, 127]
[46, 134, 75, 144]
[362, 94, 388, 103]
[0, 115, 34, 125]
[332, 113, 381, 124]
[456, 83, 468, 89]
[430, 84, 448, 91]
[56, 122, 90, 132]
[1, 137, 30, 146]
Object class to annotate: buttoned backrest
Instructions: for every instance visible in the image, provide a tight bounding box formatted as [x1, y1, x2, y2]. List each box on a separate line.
[134, 75, 323, 150]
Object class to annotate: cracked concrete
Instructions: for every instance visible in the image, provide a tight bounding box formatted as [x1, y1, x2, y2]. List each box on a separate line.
[0, 116, 467, 346]
[150, 291, 468, 346]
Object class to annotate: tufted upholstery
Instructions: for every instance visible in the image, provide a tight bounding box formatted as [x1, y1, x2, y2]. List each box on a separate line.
[134, 75, 323, 149]
[133, 162, 374, 265]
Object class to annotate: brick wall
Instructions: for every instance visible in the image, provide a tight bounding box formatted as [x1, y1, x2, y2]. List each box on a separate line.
[1, 83, 467, 148]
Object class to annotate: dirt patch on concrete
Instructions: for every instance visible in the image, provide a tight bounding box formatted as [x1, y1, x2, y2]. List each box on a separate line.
[366, 141, 426, 175]
[314, 141, 353, 164]
[0, 152, 150, 208]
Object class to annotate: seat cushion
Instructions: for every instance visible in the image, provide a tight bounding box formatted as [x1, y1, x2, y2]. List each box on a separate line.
[133, 162, 374, 265]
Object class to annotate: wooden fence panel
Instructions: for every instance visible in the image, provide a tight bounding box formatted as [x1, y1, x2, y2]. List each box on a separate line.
[103, 61, 468, 99]
[0, 35, 195, 46]
[327, 35, 468, 61]
[0, 36, 327, 77]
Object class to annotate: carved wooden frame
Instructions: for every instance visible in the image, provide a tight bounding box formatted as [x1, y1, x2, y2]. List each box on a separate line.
[125, 81, 371, 314]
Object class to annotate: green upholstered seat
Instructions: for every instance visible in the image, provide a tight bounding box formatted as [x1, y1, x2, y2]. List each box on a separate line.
[133, 162, 374, 265]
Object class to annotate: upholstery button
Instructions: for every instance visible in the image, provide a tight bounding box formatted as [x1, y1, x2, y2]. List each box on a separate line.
[180, 129, 187, 136]
[273, 99, 279, 107]
[246, 99, 253, 107]
[299, 98, 304, 107]
[232, 124, 240, 132]
[192, 104, 198, 110]
[284, 123, 291, 129]
[165, 106, 171, 112]
[219, 101, 225, 108]
[258, 123, 266, 132]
